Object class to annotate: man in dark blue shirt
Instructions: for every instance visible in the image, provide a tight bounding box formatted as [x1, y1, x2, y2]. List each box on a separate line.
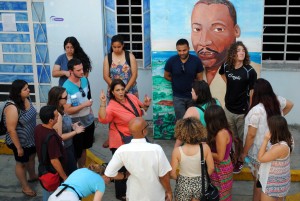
[164, 39, 204, 120]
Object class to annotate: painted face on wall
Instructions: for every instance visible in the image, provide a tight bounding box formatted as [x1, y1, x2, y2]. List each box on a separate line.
[191, 3, 240, 70]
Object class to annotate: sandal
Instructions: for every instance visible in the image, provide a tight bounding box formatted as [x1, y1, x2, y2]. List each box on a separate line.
[22, 189, 37, 197]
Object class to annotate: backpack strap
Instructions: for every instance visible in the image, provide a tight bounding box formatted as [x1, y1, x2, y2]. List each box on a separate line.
[108, 51, 131, 70]
[125, 50, 131, 67]
[41, 133, 55, 164]
[108, 52, 112, 69]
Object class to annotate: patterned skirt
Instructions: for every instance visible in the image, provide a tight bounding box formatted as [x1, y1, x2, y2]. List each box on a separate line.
[210, 157, 233, 201]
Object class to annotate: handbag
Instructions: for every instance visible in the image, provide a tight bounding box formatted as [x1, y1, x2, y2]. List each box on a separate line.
[200, 144, 220, 201]
[114, 122, 133, 144]
[38, 133, 61, 192]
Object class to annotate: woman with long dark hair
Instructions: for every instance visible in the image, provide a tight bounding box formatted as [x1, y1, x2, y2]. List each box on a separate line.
[52, 36, 92, 86]
[242, 78, 293, 201]
[174, 80, 219, 147]
[98, 79, 151, 200]
[258, 116, 293, 201]
[4, 79, 37, 197]
[205, 105, 233, 201]
[103, 34, 138, 99]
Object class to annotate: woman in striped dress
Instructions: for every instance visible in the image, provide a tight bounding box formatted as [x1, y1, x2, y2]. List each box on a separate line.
[205, 105, 233, 201]
[257, 115, 293, 201]
[4, 80, 37, 197]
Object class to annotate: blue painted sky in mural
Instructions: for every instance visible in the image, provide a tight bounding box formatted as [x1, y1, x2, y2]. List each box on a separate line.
[151, 0, 264, 52]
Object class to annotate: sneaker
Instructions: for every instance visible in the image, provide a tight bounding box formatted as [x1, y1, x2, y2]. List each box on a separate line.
[233, 161, 244, 174]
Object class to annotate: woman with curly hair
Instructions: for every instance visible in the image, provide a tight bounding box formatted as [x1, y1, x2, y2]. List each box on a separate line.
[170, 117, 214, 201]
[52, 36, 92, 86]
[219, 41, 257, 174]
[205, 105, 233, 201]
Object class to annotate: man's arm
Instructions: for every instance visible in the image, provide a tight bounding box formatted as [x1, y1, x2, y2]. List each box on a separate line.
[50, 158, 67, 181]
[195, 72, 203, 80]
[164, 70, 172, 82]
[159, 172, 172, 201]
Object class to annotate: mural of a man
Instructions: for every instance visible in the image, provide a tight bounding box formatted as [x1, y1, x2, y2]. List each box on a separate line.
[191, 0, 240, 105]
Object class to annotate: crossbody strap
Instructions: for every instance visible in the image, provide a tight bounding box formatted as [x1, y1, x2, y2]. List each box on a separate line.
[200, 144, 211, 195]
[56, 184, 82, 200]
[114, 97, 140, 117]
[114, 122, 126, 139]
[200, 144, 206, 196]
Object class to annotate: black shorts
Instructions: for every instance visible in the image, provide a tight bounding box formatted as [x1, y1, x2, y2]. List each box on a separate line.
[73, 121, 95, 158]
[7, 144, 36, 163]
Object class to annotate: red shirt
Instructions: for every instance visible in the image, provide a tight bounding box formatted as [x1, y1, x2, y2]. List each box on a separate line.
[34, 124, 64, 167]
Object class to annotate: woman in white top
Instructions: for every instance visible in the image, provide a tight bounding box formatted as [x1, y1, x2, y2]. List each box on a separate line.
[171, 117, 214, 201]
[242, 78, 293, 201]
[257, 115, 293, 201]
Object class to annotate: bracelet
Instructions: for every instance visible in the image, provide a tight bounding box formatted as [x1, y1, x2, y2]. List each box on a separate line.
[100, 105, 106, 107]
[144, 105, 149, 108]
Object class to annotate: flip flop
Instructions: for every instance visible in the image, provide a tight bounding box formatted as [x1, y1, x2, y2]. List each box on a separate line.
[22, 189, 37, 197]
[27, 178, 39, 183]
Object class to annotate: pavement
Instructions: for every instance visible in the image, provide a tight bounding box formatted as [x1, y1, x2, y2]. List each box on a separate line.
[0, 120, 299, 201]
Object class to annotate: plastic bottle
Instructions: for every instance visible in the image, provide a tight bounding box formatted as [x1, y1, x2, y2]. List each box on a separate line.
[70, 94, 79, 106]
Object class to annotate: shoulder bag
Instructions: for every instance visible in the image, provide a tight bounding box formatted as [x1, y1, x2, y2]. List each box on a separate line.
[38, 133, 61, 192]
[200, 144, 220, 201]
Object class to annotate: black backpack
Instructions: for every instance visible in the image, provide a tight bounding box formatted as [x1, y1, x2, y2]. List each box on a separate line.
[0, 100, 21, 136]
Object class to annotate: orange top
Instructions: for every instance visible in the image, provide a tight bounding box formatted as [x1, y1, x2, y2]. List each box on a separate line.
[98, 94, 143, 148]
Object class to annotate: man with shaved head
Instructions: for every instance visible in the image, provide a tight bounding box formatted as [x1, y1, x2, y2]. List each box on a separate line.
[104, 117, 172, 201]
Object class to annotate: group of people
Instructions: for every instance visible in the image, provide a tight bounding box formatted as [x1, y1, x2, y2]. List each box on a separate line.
[163, 36, 293, 201]
[1, 1, 295, 200]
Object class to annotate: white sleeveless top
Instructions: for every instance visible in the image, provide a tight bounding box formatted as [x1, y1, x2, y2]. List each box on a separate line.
[178, 146, 202, 177]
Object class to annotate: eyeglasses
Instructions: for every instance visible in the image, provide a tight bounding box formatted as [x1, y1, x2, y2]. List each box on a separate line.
[79, 87, 86, 97]
[181, 63, 185, 73]
[60, 96, 68, 100]
[142, 122, 149, 133]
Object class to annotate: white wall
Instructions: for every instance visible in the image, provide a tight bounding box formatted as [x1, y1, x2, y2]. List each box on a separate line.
[261, 70, 300, 125]
[44, 0, 105, 115]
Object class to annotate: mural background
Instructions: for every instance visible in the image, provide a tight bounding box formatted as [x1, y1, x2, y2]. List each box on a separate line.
[151, 0, 264, 139]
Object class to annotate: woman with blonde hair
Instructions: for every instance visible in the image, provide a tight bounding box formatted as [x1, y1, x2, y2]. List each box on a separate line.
[48, 163, 106, 201]
[171, 117, 214, 201]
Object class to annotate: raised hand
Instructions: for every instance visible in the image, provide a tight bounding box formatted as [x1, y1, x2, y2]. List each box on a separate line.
[100, 90, 106, 104]
[143, 94, 152, 107]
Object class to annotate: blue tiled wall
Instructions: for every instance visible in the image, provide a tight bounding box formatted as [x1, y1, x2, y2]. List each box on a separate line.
[0, 1, 51, 103]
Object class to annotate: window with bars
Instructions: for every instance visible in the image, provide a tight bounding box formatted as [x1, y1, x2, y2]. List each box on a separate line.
[262, 0, 300, 62]
[104, 0, 151, 68]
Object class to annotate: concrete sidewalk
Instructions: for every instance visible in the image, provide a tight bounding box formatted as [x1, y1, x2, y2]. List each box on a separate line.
[0, 121, 299, 200]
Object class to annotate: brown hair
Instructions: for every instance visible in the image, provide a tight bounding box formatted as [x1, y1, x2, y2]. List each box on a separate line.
[226, 41, 250, 69]
[175, 117, 207, 144]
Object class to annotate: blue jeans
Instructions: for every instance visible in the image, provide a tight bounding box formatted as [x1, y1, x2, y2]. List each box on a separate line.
[43, 189, 53, 201]
[173, 96, 193, 120]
